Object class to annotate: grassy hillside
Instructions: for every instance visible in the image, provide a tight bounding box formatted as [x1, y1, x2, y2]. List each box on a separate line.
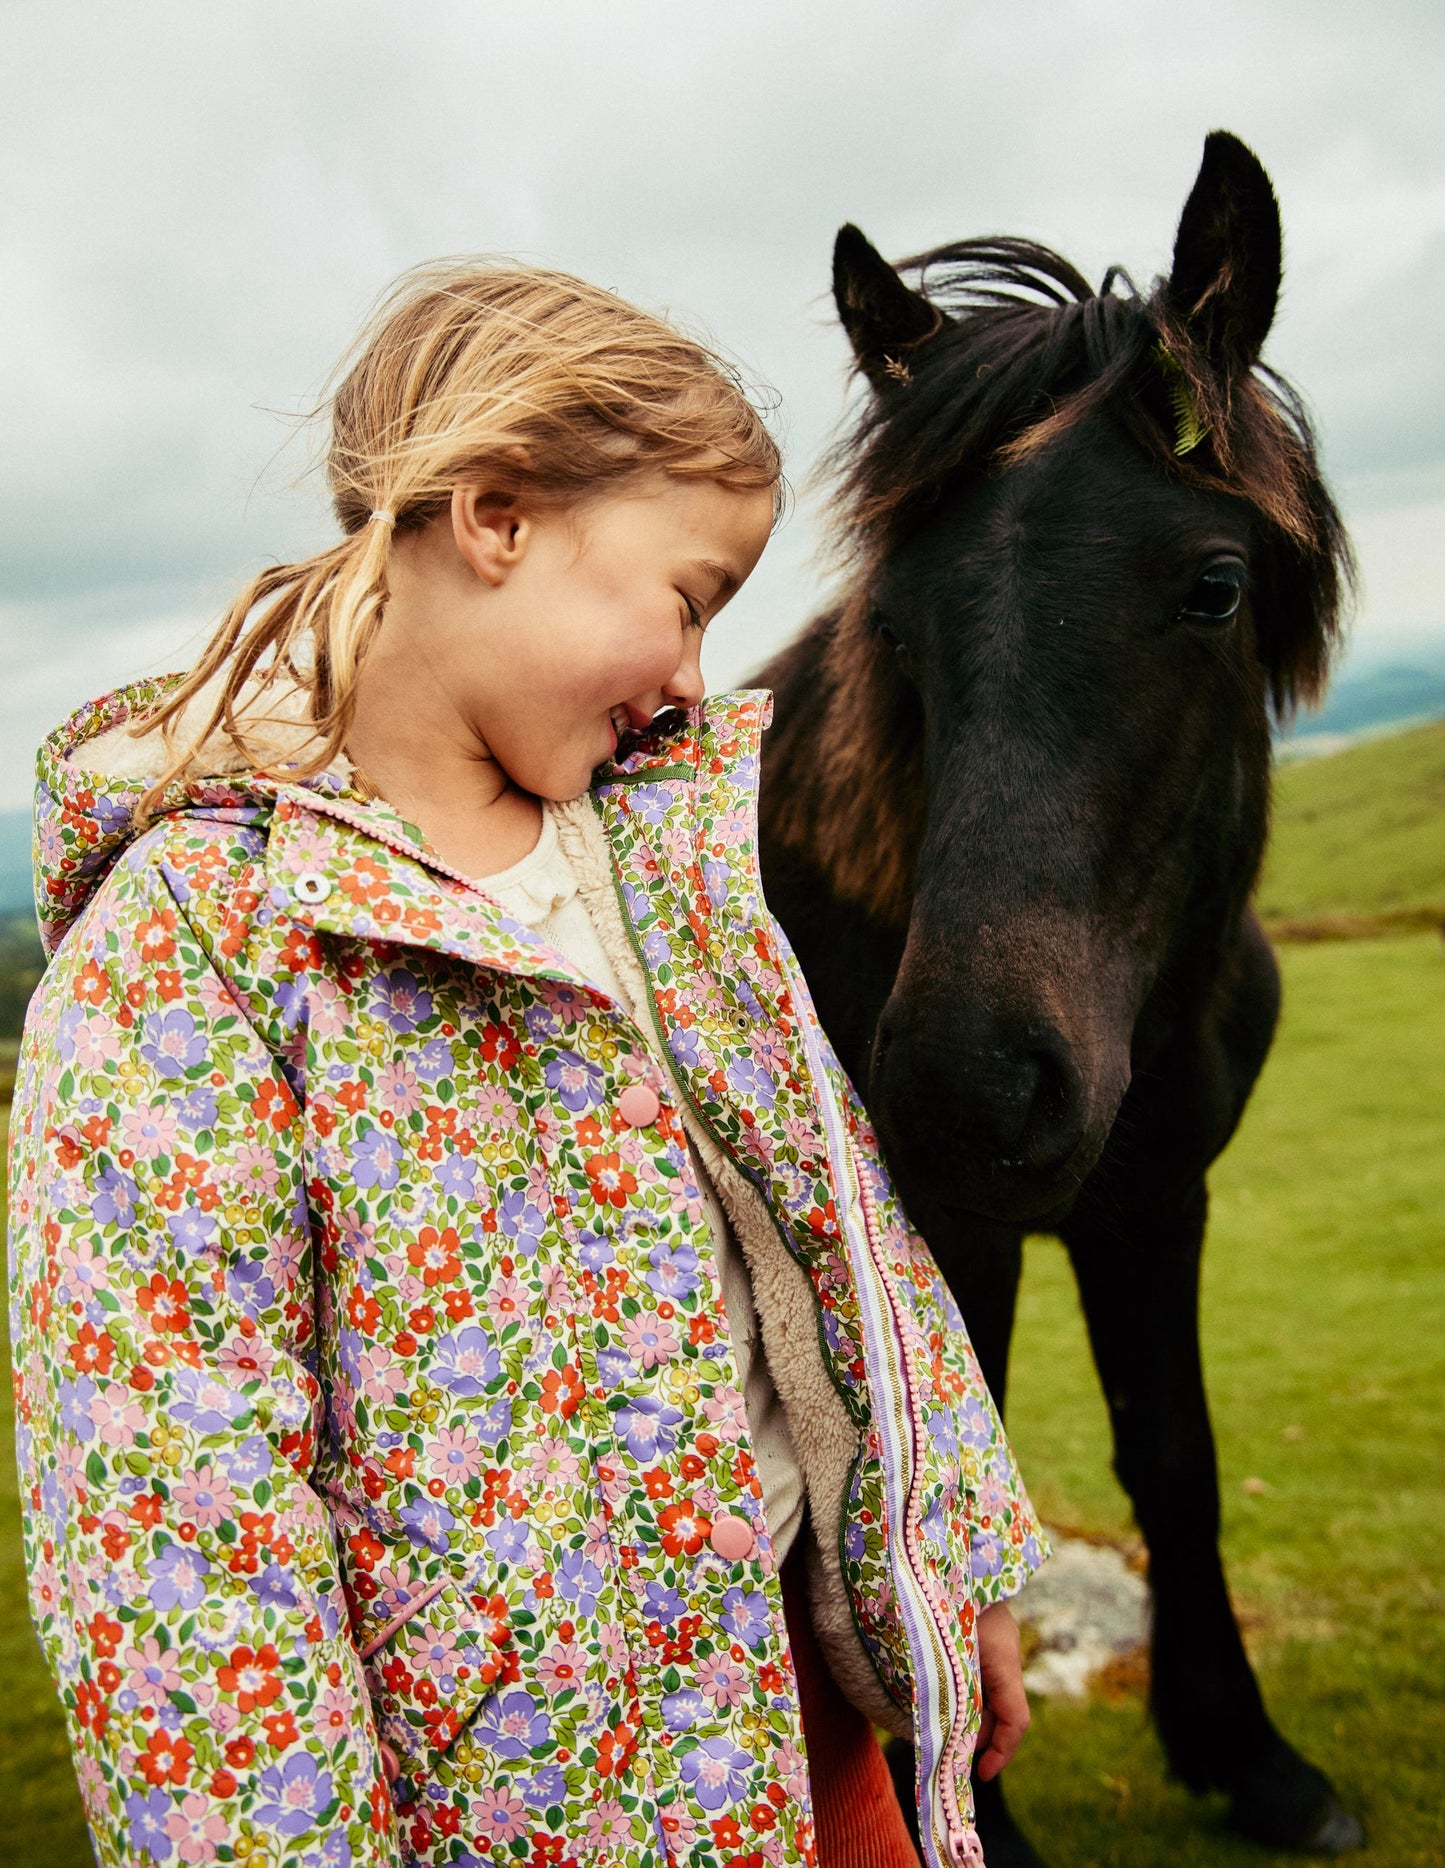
[1259, 719, 1445, 931]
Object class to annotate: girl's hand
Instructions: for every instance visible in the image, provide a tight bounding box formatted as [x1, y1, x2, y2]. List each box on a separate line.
[974, 1602, 1031, 1781]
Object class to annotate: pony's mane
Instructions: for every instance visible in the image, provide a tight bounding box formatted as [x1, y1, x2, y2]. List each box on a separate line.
[821, 235, 1351, 715]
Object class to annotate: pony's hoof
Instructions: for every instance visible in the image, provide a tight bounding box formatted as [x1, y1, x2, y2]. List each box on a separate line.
[1229, 1773, 1366, 1855]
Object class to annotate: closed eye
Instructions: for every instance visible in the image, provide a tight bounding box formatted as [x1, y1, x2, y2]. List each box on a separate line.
[1178, 559, 1246, 625]
[681, 594, 705, 630]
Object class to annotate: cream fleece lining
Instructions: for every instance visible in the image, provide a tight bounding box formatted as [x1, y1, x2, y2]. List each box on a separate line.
[552, 796, 910, 1737]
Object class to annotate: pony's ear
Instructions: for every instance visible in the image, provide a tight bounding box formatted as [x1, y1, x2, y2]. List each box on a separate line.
[833, 223, 942, 392]
[1166, 131, 1282, 373]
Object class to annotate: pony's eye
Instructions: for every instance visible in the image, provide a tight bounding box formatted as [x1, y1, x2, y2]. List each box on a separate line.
[869, 608, 911, 666]
[1178, 562, 1245, 624]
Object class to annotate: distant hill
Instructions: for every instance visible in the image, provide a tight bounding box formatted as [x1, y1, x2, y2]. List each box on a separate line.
[1281, 648, 1445, 750]
[1257, 718, 1445, 934]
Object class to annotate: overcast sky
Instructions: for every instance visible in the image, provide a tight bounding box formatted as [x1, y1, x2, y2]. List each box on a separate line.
[3, 0, 1442, 809]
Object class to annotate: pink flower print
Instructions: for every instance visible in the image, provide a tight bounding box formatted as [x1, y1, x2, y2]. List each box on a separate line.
[617, 1131, 647, 1166]
[538, 1262, 570, 1315]
[58, 1238, 107, 1305]
[522, 1435, 581, 1491]
[701, 1387, 748, 1442]
[582, 1514, 611, 1566]
[776, 1736, 810, 1801]
[166, 1792, 230, 1865]
[599, 1624, 629, 1673]
[538, 1637, 585, 1698]
[173, 1466, 237, 1531]
[586, 1798, 631, 1845]
[659, 1803, 701, 1852]
[355, 1346, 405, 1403]
[121, 1102, 181, 1161]
[472, 1788, 528, 1845]
[695, 1655, 748, 1708]
[71, 1014, 121, 1071]
[427, 1425, 485, 1485]
[307, 976, 351, 1038]
[316, 1683, 354, 1741]
[125, 1636, 183, 1706]
[269, 1228, 307, 1280]
[474, 1085, 520, 1129]
[377, 1061, 423, 1116]
[225, 1142, 282, 1198]
[485, 1274, 525, 1327]
[412, 1624, 462, 1680]
[780, 1116, 814, 1155]
[217, 1335, 276, 1385]
[88, 1387, 146, 1447]
[622, 1311, 677, 1369]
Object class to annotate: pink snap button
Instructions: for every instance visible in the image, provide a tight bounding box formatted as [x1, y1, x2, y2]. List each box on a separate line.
[709, 1514, 757, 1562]
[379, 1742, 401, 1784]
[617, 1083, 661, 1128]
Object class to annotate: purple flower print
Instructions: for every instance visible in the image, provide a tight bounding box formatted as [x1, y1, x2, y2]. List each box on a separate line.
[726, 1054, 776, 1111]
[542, 1049, 605, 1114]
[496, 1188, 547, 1253]
[678, 1734, 755, 1810]
[91, 1166, 139, 1229]
[168, 1365, 251, 1433]
[413, 1037, 452, 1083]
[970, 1532, 1003, 1581]
[485, 1518, 529, 1563]
[302, 1832, 352, 1868]
[720, 1587, 769, 1649]
[643, 1581, 685, 1627]
[519, 1763, 567, 1810]
[668, 1026, 704, 1070]
[555, 1550, 603, 1618]
[437, 1153, 478, 1201]
[661, 1687, 707, 1732]
[139, 1007, 208, 1079]
[642, 929, 671, 969]
[577, 1230, 613, 1274]
[125, 1787, 174, 1861]
[925, 1407, 961, 1458]
[250, 1563, 300, 1611]
[626, 784, 674, 825]
[369, 968, 434, 1034]
[399, 1496, 457, 1555]
[702, 858, 729, 908]
[226, 1257, 276, 1316]
[167, 1206, 217, 1258]
[351, 1127, 403, 1191]
[645, 1238, 699, 1302]
[223, 1433, 273, 1486]
[146, 1540, 213, 1611]
[614, 1395, 683, 1462]
[595, 1345, 631, 1390]
[474, 1687, 548, 1761]
[59, 1375, 97, 1440]
[956, 1393, 996, 1451]
[428, 1325, 501, 1397]
[176, 1085, 218, 1132]
[255, 1751, 335, 1837]
[474, 1396, 513, 1446]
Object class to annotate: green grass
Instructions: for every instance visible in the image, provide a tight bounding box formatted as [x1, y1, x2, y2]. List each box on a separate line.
[1259, 720, 1445, 926]
[1004, 932, 1445, 1866]
[2, 924, 1442, 1856]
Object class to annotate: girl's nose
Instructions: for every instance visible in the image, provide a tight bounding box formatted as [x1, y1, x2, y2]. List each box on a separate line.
[662, 637, 706, 710]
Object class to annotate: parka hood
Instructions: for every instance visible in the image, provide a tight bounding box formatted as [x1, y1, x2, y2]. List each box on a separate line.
[32, 675, 353, 957]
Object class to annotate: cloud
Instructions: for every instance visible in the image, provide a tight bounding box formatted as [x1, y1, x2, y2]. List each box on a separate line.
[1, 0, 1442, 803]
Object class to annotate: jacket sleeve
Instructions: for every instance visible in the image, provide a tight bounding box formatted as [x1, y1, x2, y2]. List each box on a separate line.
[8, 846, 400, 1866]
[767, 911, 1048, 1607]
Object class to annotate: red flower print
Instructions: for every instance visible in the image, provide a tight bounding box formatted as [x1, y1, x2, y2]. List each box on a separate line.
[136, 1277, 191, 1337]
[539, 1365, 583, 1419]
[583, 1152, 637, 1208]
[407, 1225, 461, 1286]
[139, 1728, 193, 1787]
[224, 1735, 256, 1769]
[87, 1611, 122, 1658]
[657, 1499, 711, 1557]
[217, 1643, 283, 1712]
[67, 1321, 115, 1374]
[261, 1708, 299, 1749]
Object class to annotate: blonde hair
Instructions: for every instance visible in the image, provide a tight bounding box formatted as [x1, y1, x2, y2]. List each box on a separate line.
[140, 258, 784, 806]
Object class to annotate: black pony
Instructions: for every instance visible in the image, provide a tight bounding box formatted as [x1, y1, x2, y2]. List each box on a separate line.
[756, 133, 1362, 1860]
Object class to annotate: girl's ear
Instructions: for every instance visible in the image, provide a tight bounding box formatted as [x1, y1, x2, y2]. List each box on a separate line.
[451, 486, 531, 587]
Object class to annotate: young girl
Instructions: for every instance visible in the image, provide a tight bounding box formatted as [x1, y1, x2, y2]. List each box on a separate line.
[9, 261, 1044, 1868]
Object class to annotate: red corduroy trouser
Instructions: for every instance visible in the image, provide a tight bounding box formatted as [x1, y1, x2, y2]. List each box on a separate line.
[781, 1547, 922, 1868]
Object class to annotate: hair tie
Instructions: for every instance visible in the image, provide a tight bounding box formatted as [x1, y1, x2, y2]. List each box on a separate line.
[368, 509, 396, 526]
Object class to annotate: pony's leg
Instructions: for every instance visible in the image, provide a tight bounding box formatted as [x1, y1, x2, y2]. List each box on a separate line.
[1062, 1182, 1365, 1853]
[888, 1219, 1051, 1868]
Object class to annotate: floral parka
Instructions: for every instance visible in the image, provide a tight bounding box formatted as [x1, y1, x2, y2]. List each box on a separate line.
[8, 679, 1045, 1868]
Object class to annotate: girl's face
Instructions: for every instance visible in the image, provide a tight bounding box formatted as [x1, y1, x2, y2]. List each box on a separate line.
[393, 473, 774, 802]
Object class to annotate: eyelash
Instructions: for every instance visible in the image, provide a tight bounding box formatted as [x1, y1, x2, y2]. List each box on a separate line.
[682, 596, 705, 630]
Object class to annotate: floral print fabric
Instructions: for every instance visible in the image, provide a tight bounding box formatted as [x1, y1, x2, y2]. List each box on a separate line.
[8, 680, 1043, 1868]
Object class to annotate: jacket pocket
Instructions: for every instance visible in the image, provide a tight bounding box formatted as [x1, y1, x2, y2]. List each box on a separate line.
[355, 1558, 517, 1771]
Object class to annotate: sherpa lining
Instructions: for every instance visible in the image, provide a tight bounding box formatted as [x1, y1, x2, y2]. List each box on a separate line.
[77, 673, 340, 786]
[552, 795, 910, 1738]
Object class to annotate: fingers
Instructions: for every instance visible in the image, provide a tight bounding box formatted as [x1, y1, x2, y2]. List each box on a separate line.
[974, 1601, 1031, 1783]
